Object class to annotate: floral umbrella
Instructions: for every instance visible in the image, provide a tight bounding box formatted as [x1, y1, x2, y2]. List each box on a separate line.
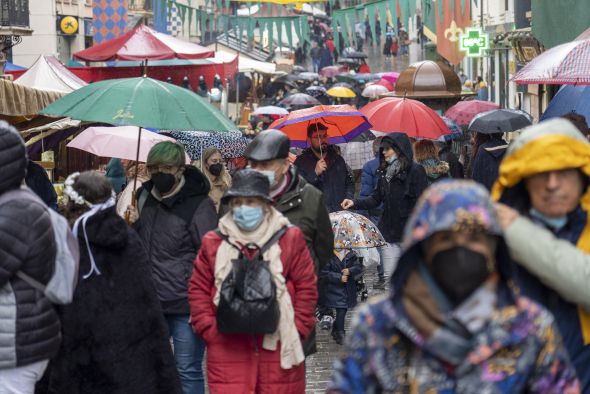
[165, 130, 249, 160]
[330, 210, 386, 249]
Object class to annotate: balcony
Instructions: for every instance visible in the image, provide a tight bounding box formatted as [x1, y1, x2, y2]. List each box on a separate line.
[0, 0, 32, 37]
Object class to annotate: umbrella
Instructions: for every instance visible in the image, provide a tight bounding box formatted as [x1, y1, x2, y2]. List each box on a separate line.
[326, 86, 356, 98]
[268, 104, 372, 148]
[341, 48, 368, 59]
[252, 106, 289, 116]
[444, 100, 501, 126]
[279, 93, 321, 108]
[540, 85, 590, 121]
[379, 72, 400, 84]
[166, 130, 249, 160]
[512, 38, 590, 84]
[337, 58, 357, 65]
[332, 82, 353, 89]
[438, 116, 464, 142]
[40, 77, 237, 131]
[67, 126, 191, 163]
[319, 22, 332, 32]
[320, 65, 344, 78]
[360, 98, 451, 139]
[292, 65, 307, 74]
[296, 72, 320, 81]
[305, 85, 327, 98]
[468, 109, 533, 134]
[330, 210, 386, 249]
[362, 84, 389, 98]
[73, 25, 213, 62]
[271, 74, 298, 89]
[336, 73, 379, 83]
[374, 78, 394, 91]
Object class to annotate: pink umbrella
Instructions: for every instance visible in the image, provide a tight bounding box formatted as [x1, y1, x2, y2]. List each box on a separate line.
[379, 72, 400, 84]
[320, 65, 344, 78]
[512, 38, 590, 84]
[374, 78, 394, 91]
[67, 126, 191, 163]
[319, 22, 333, 33]
[444, 100, 501, 126]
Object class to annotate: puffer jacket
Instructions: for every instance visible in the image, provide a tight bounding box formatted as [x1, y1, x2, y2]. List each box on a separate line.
[353, 133, 429, 243]
[294, 146, 355, 213]
[135, 166, 218, 314]
[320, 252, 363, 309]
[0, 188, 60, 369]
[188, 226, 317, 394]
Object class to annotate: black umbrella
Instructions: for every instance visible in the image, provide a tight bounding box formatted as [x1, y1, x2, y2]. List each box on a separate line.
[292, 65, 307, 74]
[271, 74, 298, 89]
[296, 72, 320, 81]
[279, 93, 321, 107]
[342, 47, 368, 59]
[468, 109, 533, 134]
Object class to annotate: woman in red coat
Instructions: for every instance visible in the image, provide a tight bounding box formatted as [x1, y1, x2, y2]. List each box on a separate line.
[189, 170, 318, 394]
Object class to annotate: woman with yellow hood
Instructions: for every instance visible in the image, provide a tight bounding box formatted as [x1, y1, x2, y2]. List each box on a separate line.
[492, 118, 590, 392]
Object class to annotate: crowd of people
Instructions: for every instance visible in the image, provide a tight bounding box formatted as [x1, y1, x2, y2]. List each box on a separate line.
[2, 105, 590, 394]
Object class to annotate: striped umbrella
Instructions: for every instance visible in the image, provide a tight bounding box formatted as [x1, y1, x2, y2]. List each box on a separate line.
[512, 38, 590, 85]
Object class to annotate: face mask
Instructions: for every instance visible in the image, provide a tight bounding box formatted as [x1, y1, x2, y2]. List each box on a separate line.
[529, 208, 568, 231]
[256, 170, 276, 188]
[429, 246, 492, 305]
[208, 163, 223, 177]
[233, 205, 264, 231]
[151, 172, 177, 194]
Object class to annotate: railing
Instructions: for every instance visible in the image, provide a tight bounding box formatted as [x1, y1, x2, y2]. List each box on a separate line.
[0, 0, 30, 28]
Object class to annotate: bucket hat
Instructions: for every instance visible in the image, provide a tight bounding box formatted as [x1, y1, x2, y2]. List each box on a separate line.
[221, 169, 273, 204]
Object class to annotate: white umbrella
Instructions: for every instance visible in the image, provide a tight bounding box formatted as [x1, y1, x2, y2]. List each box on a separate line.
[252, 106, 289, 116]
[362, 84, 389, 98]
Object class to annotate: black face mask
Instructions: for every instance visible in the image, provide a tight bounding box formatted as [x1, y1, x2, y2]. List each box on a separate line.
[429, 246, 491, 305]
[151, 172, 177, 194]
[208, 163, 223, 177]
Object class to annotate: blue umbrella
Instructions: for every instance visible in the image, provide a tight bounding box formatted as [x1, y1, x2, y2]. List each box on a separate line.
[541, 85, 590, 121]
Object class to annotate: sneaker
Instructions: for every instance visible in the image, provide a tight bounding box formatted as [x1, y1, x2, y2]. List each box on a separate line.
[373, 278, 386, 290]
[319, 315, 334, 331]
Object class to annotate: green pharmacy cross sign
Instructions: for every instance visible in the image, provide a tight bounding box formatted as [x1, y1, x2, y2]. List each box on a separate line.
[460, 28, 489, 57]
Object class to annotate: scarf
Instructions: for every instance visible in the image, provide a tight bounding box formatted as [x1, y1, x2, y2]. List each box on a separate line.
[385, 159, 404, 182]
[214, 208, 304, 369]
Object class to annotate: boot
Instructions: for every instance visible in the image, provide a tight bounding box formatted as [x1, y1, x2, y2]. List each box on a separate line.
[331, 330, 345, 345]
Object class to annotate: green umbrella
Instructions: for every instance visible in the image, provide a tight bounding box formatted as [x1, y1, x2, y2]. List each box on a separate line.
[40, 76, 237, 131]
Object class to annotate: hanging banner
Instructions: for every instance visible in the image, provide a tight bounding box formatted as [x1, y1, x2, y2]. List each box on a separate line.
[434, 0, 472, 65]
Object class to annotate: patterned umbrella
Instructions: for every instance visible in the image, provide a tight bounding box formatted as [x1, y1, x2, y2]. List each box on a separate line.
[330, 210, 386, 250]
[444, 100, 500, 126]
[166, 130, 249, 159]
[438, 116, 464, 142]
[468, 109, 533, 134]
[305, 85, 327, 98]
[512, 38, 590, 85]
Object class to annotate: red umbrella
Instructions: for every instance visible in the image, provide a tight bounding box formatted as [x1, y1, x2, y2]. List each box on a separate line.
[73, 25, 214, 62]
[444, 100, 500, 126]
[269, 105, 372, 148]
[360, 98, 450, 139]
[374, 78, 394, 91]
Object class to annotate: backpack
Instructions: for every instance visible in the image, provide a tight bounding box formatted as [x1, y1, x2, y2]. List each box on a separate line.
[215, 226, 288, 335]
[0, 187, 79, 304]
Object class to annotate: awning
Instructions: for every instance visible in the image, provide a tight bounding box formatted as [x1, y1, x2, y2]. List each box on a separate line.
[0, 79, 63, 118]
[213, 46, 284, 75]
[14, 55, 87, 93]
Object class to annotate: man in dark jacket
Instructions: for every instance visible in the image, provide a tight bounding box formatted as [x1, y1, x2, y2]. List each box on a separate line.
[294, 122, 355, 213]
[471, 133, 508, 191]
[342, 133, 428, 282]
[127, 141, 217, 394]
[26, 159, 58, 211]
[0, 121, 59, 392]
[245, 129, 334, 355]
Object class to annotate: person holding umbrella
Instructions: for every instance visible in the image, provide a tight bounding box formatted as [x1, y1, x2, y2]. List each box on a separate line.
[341, 133, 428, 283]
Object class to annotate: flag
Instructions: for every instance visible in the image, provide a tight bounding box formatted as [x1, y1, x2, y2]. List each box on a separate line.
[424, 0, 471, 65]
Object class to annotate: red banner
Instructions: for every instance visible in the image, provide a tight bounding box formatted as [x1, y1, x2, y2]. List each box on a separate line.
[434, 0, 471, 65]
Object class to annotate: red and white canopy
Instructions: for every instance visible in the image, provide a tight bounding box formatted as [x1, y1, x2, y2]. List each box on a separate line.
[73, 25, 214, 62]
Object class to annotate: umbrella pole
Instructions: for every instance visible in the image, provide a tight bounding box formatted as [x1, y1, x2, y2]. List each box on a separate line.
[132, 126, 143, 198]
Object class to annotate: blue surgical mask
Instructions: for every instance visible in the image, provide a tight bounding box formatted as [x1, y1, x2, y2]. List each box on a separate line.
[233, 205, 265, 231]
[529, 208, 568, 231]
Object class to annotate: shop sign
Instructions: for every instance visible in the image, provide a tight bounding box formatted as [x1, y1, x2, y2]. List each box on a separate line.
[460, 28, 489, 57]
[57, 15, 79, 35]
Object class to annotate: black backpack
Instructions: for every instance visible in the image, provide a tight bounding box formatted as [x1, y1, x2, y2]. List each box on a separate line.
[216, 226, 288, 334]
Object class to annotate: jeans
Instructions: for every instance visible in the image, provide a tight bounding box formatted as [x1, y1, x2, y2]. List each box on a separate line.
[0, 360, 48, 394]
[313, 60, 320, 73]
[334, 308, 347, 332]
[165, 314, 205, 394]
[380, 242, 401, 282]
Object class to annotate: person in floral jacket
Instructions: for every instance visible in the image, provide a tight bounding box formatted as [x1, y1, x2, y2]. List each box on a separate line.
[328, 180, 580, 394]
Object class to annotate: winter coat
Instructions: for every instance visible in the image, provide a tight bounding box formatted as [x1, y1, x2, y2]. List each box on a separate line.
[188, 226, 318, 394]
[26, 160, 58, 211]
[0, 188, 59, 369]
[328, 180, 580, 393]
[418, 158, 450, 184]
[493, 120, 590, 391]
[353, 133, 429, 243]
[105, 158, 126, 194]
[438, 145, 464, 179]
[471, 138, 507, 191]
[135, 166, 218, 314]
[319, 47, 333, 70]
[45, 207, 182, 394]
[320, 253, 363, 309]
[358, 157, 382, 223]
[294, 146, 355, 213]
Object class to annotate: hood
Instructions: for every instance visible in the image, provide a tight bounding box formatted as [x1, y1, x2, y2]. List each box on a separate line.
[492, 118, 590, 211]
[421, 159, 450, 178]
[481, 139, 508, 159]
[83, 206, 128, 249]
[381, 132, 413, 162]
[392, 180, 513, 301]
